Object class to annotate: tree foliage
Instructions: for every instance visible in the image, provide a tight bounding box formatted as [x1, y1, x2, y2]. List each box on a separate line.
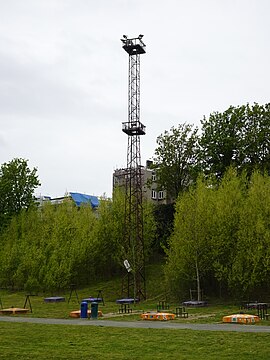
[0, 158, 40, 229]
[200, 103, 270, 178]
[209, 169, 246, 295]
[152, 123, 199, 200]
[0, 189, 157, 292]
[164, 169, 270, 300]
[152, 103, 270, 203]
[152, 203, 175, 254]
[165, 176, 215, 300]
[229, 172, 270, 296]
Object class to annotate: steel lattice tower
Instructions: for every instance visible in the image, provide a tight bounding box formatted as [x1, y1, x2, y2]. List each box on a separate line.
[121, 35, 146, 300]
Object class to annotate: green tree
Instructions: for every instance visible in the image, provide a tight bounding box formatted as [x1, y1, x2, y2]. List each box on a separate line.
[0, 199, 99, 291]
[229, 172, 270, 297]
[200, 103, 270, 178]
[165, 177, 214, 300]
[0, 158, 40, 229]
[152, 123, 200, 201]
[152, 203, 175, 254]
[0, 215, 22, 288]
[242, 103, 270, 175]
[210, 168, 246, 296]
[92, 193, 124, 279]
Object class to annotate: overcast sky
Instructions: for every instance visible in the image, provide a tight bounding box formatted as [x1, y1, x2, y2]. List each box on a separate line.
[0, 0, 269, 198]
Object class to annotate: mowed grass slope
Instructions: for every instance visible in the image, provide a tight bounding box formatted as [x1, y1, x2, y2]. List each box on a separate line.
[0, 262, 269, 324]
[1, 262, 270, 359]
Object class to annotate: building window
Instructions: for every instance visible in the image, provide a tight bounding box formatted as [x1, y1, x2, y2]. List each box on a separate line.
[151, 190, 157, 199]
[152, 172, 156, 181]
[158, 191, 164, 200]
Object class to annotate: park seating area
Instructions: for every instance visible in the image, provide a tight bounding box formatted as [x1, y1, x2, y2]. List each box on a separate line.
[116, 298, 139, 313]
[156, 300, 188, 318]
[1, 287, 270, 326]
[240, 301, 269, 320]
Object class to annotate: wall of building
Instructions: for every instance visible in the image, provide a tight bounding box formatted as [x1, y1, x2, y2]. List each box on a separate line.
[113, 161, 170, 205]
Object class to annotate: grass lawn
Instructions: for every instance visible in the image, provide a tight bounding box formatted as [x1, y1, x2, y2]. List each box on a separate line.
[1, 266, 270, 359]
[0, 322, 270, 359]
[1, 290, 269, 326]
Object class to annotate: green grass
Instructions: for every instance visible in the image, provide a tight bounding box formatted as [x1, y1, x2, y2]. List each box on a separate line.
[1, 264, 270, 358]
[0, 322, 270, 359]
[0, 266, 269, 325]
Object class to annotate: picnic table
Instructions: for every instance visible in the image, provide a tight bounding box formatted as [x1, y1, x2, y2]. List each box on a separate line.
[242, 302, 268, 320]
[157, 300, 169, 312]
[182, 300, 208, 307]
[175, 306, 188, 318]
[82, 290, 105, 305]
[82, 297, 104, 304]
[44, 296, 65, 303]
[116, 298, 139, 314]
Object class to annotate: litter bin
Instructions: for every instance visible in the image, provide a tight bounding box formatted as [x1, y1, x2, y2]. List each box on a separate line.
[91, 302, 98, 319]
[80, 301, 88, 319]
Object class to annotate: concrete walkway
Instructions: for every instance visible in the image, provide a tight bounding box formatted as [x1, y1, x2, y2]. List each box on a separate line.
[1, 316, 270, 333]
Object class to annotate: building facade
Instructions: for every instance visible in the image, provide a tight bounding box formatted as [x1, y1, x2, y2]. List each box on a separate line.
[113, 160, 170, 205]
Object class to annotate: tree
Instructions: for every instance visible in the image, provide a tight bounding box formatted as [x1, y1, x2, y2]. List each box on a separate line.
[0, 158, 40, 228]
[164, 167, 270, 299]
[200, 103, 270, 179]
[164, 177, 214, 300]
[229, 172, 270, 298]
[152, 203, 175, 254]
[0, 187, 157, 292]
[242, 103, 270, 175]
[210, 168, 246, 296]
[152, 123, 200, 201]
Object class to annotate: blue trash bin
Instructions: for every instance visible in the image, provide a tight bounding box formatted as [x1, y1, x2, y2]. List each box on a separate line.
[80, 301, 88, 319]
[91, 302, 98, 319]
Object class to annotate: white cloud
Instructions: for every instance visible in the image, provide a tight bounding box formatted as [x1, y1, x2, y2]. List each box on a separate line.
[0, 0, 269, 197]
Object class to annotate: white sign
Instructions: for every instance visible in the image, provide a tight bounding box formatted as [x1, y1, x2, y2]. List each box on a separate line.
[124, 259, 132, 273]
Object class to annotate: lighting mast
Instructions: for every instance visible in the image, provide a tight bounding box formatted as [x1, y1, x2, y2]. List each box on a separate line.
[120, 34, 146, 300]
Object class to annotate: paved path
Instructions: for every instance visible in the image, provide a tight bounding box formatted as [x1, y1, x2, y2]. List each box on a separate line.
[1, 316, 270, 333]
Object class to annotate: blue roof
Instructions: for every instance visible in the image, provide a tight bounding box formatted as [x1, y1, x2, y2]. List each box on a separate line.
[69, 192, 99, 208]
